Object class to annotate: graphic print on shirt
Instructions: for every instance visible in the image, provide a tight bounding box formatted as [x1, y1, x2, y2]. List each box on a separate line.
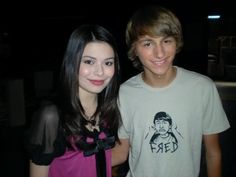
[146, 111, 182, 154]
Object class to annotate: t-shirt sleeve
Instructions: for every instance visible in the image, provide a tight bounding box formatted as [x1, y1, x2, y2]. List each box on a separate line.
[25, 102, 65, 165]
[202, 81, 230, 134]
[118, 90, 131, 139]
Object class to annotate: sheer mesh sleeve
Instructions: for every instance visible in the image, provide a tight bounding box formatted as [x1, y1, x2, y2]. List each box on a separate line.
[26, 101, 65, 165]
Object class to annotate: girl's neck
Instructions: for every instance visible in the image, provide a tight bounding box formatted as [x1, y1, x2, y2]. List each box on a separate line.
[80, 94, 99, 132]
[79, 91, 98, 119]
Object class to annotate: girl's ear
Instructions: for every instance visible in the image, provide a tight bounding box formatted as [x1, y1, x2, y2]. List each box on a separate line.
[134, 48, 138, 57]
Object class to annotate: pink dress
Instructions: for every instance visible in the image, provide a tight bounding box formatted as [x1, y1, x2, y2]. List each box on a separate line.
[26, 103, 115, 177]
[48, 132, 112, 177]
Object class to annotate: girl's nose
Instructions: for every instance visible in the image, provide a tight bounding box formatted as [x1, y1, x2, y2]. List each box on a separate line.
[94, 63, 104, 76]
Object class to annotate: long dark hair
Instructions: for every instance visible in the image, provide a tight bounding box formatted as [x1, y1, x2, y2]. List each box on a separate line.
[59, 24, 121, 140]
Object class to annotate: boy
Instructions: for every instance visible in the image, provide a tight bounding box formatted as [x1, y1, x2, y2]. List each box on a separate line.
[112, 5, 230, 177]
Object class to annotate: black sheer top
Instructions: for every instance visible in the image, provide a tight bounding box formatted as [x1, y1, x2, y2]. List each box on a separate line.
[25, 101, 116, 177]
[26, 102, 66, 165]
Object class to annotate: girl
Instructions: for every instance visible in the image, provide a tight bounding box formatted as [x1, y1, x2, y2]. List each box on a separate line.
[27, 24, 121, 177]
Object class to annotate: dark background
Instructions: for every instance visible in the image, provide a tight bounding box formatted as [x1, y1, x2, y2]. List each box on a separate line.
[0, 1, 213, 78]
[1, 0, 235, 80]
[0, 0, 236, 177]
[0, 0, 235, 79]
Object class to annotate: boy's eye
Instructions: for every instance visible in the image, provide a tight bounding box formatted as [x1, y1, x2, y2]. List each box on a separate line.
[163, 37, 175, 44]
[164, 39, 172, 43]
[143, 42, 151, 47]
[144, 43, 151, 47]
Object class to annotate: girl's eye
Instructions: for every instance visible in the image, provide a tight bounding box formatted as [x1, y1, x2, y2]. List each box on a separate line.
[83, 59, 94, 65]
[105, 61, 114, 66]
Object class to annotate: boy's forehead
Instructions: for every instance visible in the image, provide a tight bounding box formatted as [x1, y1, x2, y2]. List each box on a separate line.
[137, 35, 167, 41]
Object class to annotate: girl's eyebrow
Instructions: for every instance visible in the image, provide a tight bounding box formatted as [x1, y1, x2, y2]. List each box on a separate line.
[82, 55, 96, 59]
[82, 56, 114, 60]
[105, 57, 115, 60]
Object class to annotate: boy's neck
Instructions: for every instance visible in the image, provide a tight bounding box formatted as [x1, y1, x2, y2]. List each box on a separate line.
[142, 67, 177, 88]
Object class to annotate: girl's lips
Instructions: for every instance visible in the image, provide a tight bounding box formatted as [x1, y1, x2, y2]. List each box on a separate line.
[89, 80, 105, 86]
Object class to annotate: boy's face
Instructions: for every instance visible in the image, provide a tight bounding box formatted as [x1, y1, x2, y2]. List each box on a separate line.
[135, 35, 177, 81]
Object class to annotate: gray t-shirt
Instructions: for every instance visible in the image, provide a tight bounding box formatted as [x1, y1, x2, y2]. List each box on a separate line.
[118, 66, 230, 177]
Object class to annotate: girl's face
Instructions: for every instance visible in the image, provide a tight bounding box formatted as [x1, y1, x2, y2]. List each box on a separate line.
[78, 42, 115, 95]
[135, 35, 177, 80]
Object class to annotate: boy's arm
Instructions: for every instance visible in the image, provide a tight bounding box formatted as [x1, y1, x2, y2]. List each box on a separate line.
[112, 138, 130, 167]
[203, 134, 222, 177]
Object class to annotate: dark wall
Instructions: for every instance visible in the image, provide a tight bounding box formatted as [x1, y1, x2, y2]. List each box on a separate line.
[1, 1, 235, 81]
